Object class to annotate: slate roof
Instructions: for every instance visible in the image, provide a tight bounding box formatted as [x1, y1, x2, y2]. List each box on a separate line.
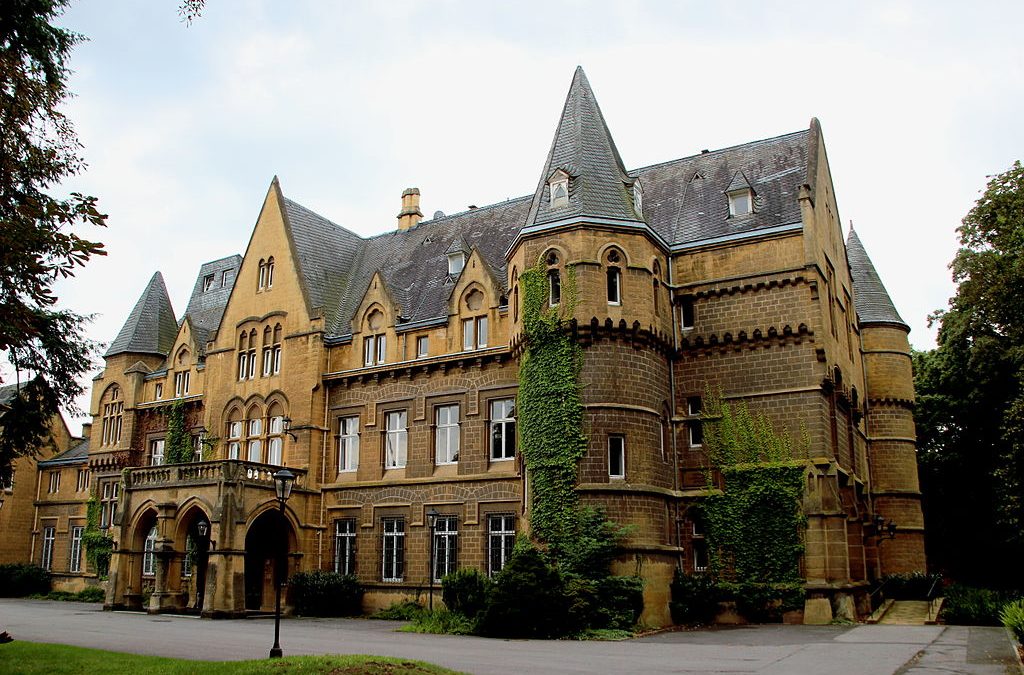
[282, 197, 363, 327]
[846, 228, 908, 328]
[327, 198, 529, 338]
[37, 436, 89, 467]
[527, 66, 641, 228]
[0, 382, 22, 407]
[104, 272, 178, 358]
[182, 254, 242, 353]
[633, 129, 809, 247]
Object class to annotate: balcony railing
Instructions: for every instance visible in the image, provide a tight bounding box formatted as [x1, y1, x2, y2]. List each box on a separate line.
[124, 460, 307, 490]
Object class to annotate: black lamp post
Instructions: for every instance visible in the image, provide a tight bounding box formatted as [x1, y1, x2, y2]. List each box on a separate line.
[427, 508, 439, 612]
[269, 468, 295, 659]
[195, 519, 209, 613]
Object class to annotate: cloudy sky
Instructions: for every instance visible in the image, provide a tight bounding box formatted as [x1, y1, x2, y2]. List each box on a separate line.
[20, 0, 1024, 432]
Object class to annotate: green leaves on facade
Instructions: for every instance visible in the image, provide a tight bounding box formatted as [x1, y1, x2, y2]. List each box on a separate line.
[699, 391, 806, 585]
[83, 496, 112, 577]
[164, 399, 192, 464]
[517, 264, 587, 551]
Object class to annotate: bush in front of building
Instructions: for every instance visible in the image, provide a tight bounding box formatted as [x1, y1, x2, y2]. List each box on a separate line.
[1001, 599, 1024, 643]
[440, 568, 492, 620]
[942, 584, 1021, 626]
[879, 571, 943, 600]
[289, 571, 363, 617]
[670, 569, 721, 625]
[0, 563, 51, 597]
[478, 541, 571, 639]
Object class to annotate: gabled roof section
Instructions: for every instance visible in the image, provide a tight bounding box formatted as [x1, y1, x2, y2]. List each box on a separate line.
[0, 381, 22, 407]
[725, 170, 755, 194]
[634, 128, 810, 246]
[182, 254, 242, 353]
[527, 67, 640, 228]
[105, 272, 177, 358]
[846, 228, 908, 329]
[328, 197, 529, 338]
[37, 436, 89, 467]
[281, 197, 363, 326]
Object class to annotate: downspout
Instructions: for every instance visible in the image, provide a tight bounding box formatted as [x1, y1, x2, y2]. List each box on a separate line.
[667, 252, 683, 569]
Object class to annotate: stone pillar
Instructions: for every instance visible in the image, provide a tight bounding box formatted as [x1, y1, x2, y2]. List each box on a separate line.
[147, 504, 180, 613]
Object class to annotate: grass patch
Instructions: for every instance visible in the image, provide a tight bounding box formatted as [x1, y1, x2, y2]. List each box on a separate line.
[28, 588, 104, 603]
[0, 641, 459, 674]
[572, 628, 634, 641]
[370, 600, 424, 621]
[398, 609, 476, 635]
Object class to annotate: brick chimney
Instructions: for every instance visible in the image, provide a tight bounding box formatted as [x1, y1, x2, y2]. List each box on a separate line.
[397, 187, 423, 230]
[81, 422, 92, 440]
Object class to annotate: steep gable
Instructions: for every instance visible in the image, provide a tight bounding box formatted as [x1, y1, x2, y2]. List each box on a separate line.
[105, 272, 177, 358]
[846, 228, 908, 328]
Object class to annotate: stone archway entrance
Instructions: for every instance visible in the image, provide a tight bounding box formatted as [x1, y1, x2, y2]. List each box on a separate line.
[244, 509, 291, 612]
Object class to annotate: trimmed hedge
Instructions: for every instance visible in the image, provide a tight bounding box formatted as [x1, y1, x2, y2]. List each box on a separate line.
[289, 571, 363, 617]
[670, 570, 720, 625]
[0, 563, 51, 597]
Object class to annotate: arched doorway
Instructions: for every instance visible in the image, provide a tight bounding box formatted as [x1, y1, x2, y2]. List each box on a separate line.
[244, 508, 293, 611]
[126, 508, 158, 611]
[175, 506, 213, 614]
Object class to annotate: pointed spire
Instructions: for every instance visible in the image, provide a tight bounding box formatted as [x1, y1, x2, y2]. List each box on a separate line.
[104, 272, 178, 357]
[526, 67, 640, 227]
[846, 229, 908, 329]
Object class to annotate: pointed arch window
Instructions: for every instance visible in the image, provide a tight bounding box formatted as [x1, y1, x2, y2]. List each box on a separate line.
[267, 405, 284, 466]
[606, 248, 622, 306]
[263, 324, 282, 375]
[363, 310, 386, 367]
[143, 526, 157, 576]
[101, 386, 123, 447]
[246, 408, 263, 463]
[226, 409, 242, 460]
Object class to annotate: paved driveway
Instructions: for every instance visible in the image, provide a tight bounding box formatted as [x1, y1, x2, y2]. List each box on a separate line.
[1, 599, 1020, 674]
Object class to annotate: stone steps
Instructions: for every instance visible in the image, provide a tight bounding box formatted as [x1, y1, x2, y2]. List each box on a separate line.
[878, 600, 932, 625]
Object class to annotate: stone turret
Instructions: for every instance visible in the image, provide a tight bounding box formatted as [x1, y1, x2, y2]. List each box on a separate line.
[847, 228, 926, 574]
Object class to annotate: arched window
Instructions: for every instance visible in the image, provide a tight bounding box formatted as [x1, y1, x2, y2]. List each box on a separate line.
[545, 250, 561, 307]
[246, 406, 263, 463]
[142, 525, 157, 577]
[606, 249, 622, 305]
[267, 403, 284, 466]
[100, 386, 123, 447]
[363, 309, 386, 367]
[653, 260, 662, 317]
[225, 408, 242, 460]
[257, 258, 266, 290]
[266, 256, 275, 289]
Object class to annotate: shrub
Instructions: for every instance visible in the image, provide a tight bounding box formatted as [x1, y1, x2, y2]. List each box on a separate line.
[478, 542, 570, 639]
[0, 563, 51, 597]
[719, 581, 805, 623]
[441, 568, 492, 619]
[670, 570, 720, 625]
[289, 571, 363, 617]
[74, 586, 105, 603]
[879, 571, 942, 600]
[1000, 599, 1024, 643]
[371, 600, 424, 621]
[593, 576, 644, 630]
[403, 608, 477, 635]
[941, 584, 1018, 626]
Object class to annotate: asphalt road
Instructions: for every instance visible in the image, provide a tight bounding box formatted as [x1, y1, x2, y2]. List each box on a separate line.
[1, 599, 1020, 674]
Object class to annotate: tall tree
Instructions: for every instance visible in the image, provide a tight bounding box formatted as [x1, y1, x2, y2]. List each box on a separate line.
[0, 0, 106, 482]
[915, 161, 1024, 587]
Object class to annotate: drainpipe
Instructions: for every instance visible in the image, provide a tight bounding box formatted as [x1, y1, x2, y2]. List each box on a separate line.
[667, 252, 683, 568]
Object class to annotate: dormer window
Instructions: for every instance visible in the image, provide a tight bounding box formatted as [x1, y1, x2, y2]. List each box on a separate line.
[549, 170, 569, 209]
[632, 181, 643, 216]
[728, 189, 753, 216]
[203, 274, 215, 292]
[448, 252, 465, 276]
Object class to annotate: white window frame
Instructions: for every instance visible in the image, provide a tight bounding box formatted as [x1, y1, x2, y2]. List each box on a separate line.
[203, 274, 215, 292]
[247, 418, 262, 463]
[548, 269, 561, 306]
[174, 371, 190, 397]
[338, 416, 359, 473]
[381, 517, 405, 582]
[150, 439, 165, 466]
[550, 173, 569, 208]
[607, 267, 621, 305]
[688, 396, 704, 448]
[416, 335, 429, 359]
[267, 415, 283, 466]
[680, 296, 695, 331]
[227, 421, 241, 460]
[273, 345, 282, 374]
[263, 348, 273, 376]
[334, 518, 357, 576]
[69, 525, 84, 573]
[143, 526, 157, 576]
[489, 398, 516, 461]
[608, 435, 625, 478]
[266, 258, 275, 288]
[728, 189, 753, 216]
[154, 383, 163, 400]
[385, 410, 407, 469]
[487, 514, 515, 577]
[41, 526, 56, 571]
[447, 252, 465, 275]
[76, 468, 89, 492]
[48, 470, 60, 493]
[692, 521, 709, 572]
[434, 404, 460, 465]
[238, 353, 248, 380]
[633, 182, 643, 214]
[432, 515, 458, 581]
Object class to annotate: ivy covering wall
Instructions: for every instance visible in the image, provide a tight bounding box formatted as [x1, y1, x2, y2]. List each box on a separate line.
[517, 264, 587, 553]
[698, 392, 807, 615]
[164, 399, 193, 465]
[82, 495, 112, 577]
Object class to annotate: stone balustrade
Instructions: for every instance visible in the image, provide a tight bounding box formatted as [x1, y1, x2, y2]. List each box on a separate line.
[124, 460, 306, 490]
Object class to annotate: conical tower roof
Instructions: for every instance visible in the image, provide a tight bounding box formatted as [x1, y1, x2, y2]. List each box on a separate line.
[104, 272, 178, 357]
[526, 67, 641, 228]
[846, 228, 908, 329]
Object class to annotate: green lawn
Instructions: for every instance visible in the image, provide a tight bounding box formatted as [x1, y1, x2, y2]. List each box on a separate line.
[0, 641, 460, 674]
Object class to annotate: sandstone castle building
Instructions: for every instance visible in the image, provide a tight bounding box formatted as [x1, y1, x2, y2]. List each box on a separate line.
[1, 68, 925, 625]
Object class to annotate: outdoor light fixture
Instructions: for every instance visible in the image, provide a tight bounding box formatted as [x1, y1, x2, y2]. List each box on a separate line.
[281, 417, 298, 442]
[197, 520, 209, 538]
[269, 468, 295, 659]
[427, 508, 440, 611]
[873, 514, 897, 542]
[195, 519, 210, 613]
